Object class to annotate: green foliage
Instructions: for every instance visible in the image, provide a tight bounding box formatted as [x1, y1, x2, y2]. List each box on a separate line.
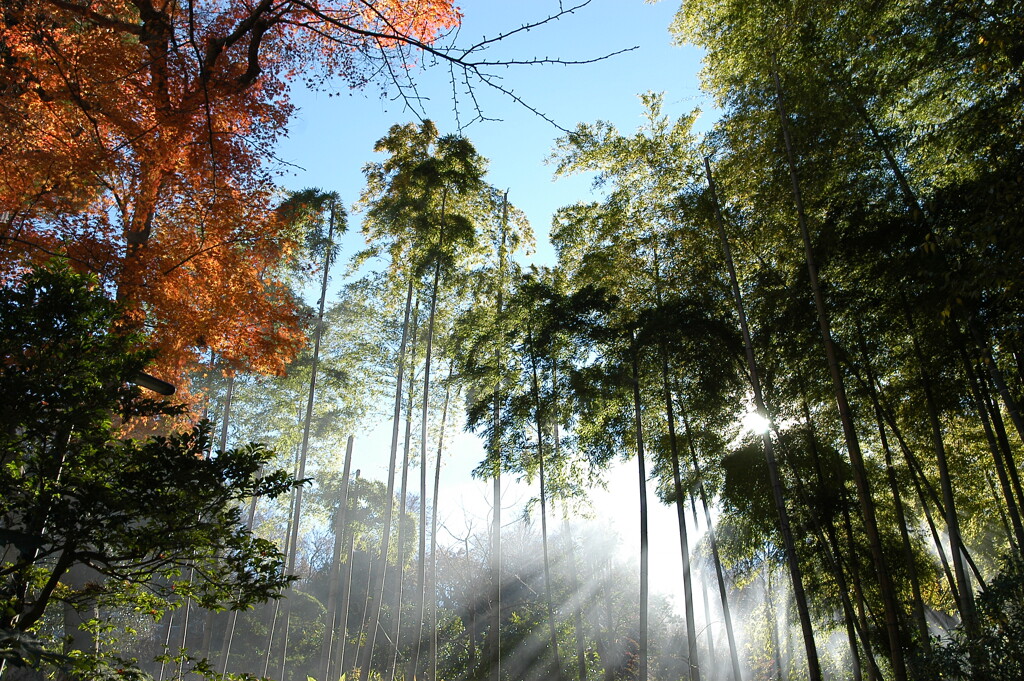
[0, 261, 298, 676]
[911, 554, 1024, 680]
[359, 120, 488, 283]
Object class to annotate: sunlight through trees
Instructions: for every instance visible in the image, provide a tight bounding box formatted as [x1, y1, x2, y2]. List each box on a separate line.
[4, 1, 1024, 680]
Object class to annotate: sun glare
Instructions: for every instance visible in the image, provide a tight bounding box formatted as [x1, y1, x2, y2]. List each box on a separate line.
[740, 410, 772, 435]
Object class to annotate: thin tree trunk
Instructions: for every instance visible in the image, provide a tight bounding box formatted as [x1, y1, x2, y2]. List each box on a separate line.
[689, 494, 715, 677]
[791, 384, 882, 680]
[262, 586, 282, 679]
[987, 471, 1019, 553]
[881, 415, 931, 649]
[629, 338, 650, 681]
[850, 358, 988, 591]
[977, 351, 1024, 523]
[866, 389, 965, 602]
[489, 471, 501, 681]
[679, 406, 743, 681]
[358, 275, 416, 681]
[854, 324, 931, 651]
[911, 469, 963, 606]
[553, 364, 588, 681]
[528, 330, 564, 681]
[599, 548, 617, 681]
[317, 436, 356, 679]
[977, 335, 1024, 463]
[429, 367, 454, 681]
[333, 470, 361, 681]
[391, 307, 420, 681]
[649, 245, 700, 681]
[563, 515, 587, 681]
[704, 156, 822, 681]
[201, 374, 236, 663]
[487, 192, 508, 681]
[218, 378, 257, 678]
[661, 361, 700, 681]
[355, 542, 375, 677]
[263, 443, 300, 679]
[957, 333, 1024, 548]
[464, 534, 477, 670]
[772, 69, 906, 681]
[764, 569, 785, 681]
[414, 194, 446, 679]
[793, 374, 870, 676]
[844, 509, 878, 681]
[277, 201, 338, 681]
[789, 470, 873, 681]
[901, 301, 976, 631]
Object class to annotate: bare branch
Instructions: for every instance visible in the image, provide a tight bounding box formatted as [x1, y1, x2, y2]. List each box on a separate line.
[457, 0, 597, 56]
[287, 0, 637, 129]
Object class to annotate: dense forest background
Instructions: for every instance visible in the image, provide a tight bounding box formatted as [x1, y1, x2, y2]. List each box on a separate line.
[2, 0, 1024, 680]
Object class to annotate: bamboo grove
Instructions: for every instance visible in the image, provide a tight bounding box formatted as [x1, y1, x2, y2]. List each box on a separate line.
[3, 0, 1024, 680]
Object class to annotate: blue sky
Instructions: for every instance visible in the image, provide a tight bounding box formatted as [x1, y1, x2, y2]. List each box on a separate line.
[277, 0, 712, 265]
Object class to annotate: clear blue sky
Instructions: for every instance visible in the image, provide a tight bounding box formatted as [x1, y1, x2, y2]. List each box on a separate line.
[277, 0, 711, 264]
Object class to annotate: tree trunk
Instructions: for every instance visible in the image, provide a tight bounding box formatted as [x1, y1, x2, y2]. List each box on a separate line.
[205, 373, 235, 668]
[901, 302, 976, 632]
[764, 568, 785, 681]
[489, 471, 501, 681]
[414, 184, 448, 679]
[563, 515, 587, 681]
[333, 470, 362, 681]
[679, 406, 743, 681]
[704, 156, 822, 681]
[263, 442, 300, 679]
[957, 333, 1024, 548]
[661, 361, 700, 681]
[772, 70, 906, 680]
[486, 193, 508, 681]
[391, 305, 420, 681]
[277, 201, 338, 681]
[629, 338, 650, 681]
[791, 386, 881, 680]
[849, 357, 988, 591]
[976, 348, 1024, 525]
[854, 325, 931, 651]
[976, 335, 1024, 475]
[649, 244, 700, 681]
[357, 274, 416, 681]
[528, 331, 564, 681]
[429, 368, 455, 681]
[689, 494, 715, 677]
[320, 436, 356, 680]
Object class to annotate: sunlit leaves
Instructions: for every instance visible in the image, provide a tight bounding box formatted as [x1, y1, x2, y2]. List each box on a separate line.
[0, 0, 461, 386]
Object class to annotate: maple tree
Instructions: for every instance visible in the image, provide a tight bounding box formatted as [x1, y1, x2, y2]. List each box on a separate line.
[0, 0, 462, 382]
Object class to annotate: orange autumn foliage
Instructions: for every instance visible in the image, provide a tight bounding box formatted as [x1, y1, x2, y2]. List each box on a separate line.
[0, 0, 461, 387]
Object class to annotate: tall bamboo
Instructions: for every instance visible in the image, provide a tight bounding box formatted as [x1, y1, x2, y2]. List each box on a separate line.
[357, 274, 415, 681]
[629, 334, 650, 681]
[527, 321, 564, 681]
[704, 156, 821, 681]
[319, 436, 356, 680]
